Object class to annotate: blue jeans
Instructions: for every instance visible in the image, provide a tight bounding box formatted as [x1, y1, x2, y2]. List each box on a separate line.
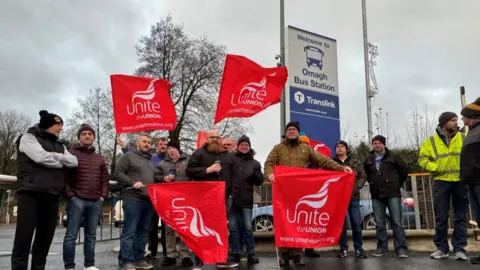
[339, 199, 363, 251]
[63, 197, 103, 269]
[119, 199, 154, 265]
[228, 207, 254, 255]
[372, 197, 407, 252]
[433, 180, 468, 253]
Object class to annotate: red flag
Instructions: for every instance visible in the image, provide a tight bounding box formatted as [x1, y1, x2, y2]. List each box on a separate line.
[148, 182, 228, 264]
[110, 74, 177, 133]
[273, 166, 354, 248]
[309, 138, 332, 158]
[196, 131, 209, 149]
[214, 54, 288, 124]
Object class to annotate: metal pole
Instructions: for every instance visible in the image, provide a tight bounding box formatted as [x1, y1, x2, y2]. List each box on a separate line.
[361, 0, 373, 142]
[460, 86, 469, 133]
[279, 0, 286, 137]
[6, 190, 10, 225]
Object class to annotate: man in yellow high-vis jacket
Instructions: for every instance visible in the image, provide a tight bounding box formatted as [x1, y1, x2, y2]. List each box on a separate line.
[418, 112, 468, 261]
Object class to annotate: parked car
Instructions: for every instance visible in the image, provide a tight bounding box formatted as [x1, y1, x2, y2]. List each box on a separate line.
[250, 184, 424, 232]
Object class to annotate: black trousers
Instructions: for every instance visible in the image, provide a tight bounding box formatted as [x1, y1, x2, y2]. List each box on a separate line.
[11, 191, 59, 270]
[147, 212, 167, 257]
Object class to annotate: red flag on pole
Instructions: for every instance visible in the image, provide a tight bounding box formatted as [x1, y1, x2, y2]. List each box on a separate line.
[309, 138, 332, 158]
[196, 131, 209, 149]
[148, 182, 228, 264]
[273, 166, 354, 248]
[214, 54, 288, 124]
[110, 74, 177, 133]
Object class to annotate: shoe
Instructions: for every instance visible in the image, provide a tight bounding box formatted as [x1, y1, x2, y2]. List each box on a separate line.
[305, 248, 320, 257]
[85, 267, 100, 270]
[355, 249, 368, 258]
[145, 252, 156, 260]
[372, 249, 388, 257]
[121, 264, 136, 270]
[430, 250, 449, 259]
[181, 257, 194, 267]
[293, 255, 306, 265]
[455, 251, 467, 261]
[229, 253, 241, 263]
[161, 257, 176, 266]
[247, 254, 259, 264]
[216, 261, 239, 268]
[337, 249, 348, 258]
[397, 250, 408, 258]
[193, 260, 204, 270]
[470, 255, 480, 264]
[134, 260, 154, 269]
[279, 252, 288, 266]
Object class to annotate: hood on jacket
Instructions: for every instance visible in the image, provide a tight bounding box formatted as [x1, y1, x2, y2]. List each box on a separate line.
[236, 149, 256, 160]
[369, 147, 391, 156]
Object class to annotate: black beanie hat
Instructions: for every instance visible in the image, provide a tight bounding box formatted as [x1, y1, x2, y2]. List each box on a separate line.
[335, 140, 349, 151]
[167, 140, 180, 151]
[438, 111, 458, 127]
[39, 110, 63, 130]
[237, 135, 251, 147]
[285, 121, 300, 132]
[77, 123, 95, 138]
[461, 97, 480, 119]
[372, 135, 386, 145]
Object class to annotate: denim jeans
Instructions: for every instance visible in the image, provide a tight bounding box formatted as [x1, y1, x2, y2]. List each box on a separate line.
[119, 199, 154, 265]
[372, 197, 407, 252]
[339, 199, 363, 251]
[469, 185, 480, 225]
[63, 197, 103, 269]
[433, 180, 468, 253]
[228, 207, 254, 255]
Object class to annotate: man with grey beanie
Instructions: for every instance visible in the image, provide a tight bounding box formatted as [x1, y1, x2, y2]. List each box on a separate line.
[418, 111, 468, 260]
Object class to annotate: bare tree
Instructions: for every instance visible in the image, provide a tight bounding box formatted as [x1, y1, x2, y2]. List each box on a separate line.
[405, 106, 437, 151]
[66, 87, 117, 167]
[135, 15, 250, 151]
[340, 123, 350, 141]
[0, 110, 31, 175]
[374, 107, 398, 148]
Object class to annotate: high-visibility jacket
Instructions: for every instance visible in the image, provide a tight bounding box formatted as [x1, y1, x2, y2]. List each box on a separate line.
[418, 131, 465, 181]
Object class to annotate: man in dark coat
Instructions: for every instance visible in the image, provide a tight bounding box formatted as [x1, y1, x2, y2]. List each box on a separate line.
[11, 110, 78, 270]
[229, 135, 263, 264]
[363, 135, 408, 258]
[186, 129, 238, 269]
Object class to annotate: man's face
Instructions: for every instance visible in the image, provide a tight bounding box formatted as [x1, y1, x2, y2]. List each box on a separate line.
[79, 130, 94, 146]
[137, 136, 152, 152]
[372, 140, 385, 153]
[167, 146, 180, 160]
[443, 117, 458, 133]
[336, 144, 346, 156]
[238, 142, 250, 154]
[46, 123, 63, 137]
[285, 127, 299, 139]
[222, 139, 235, 152]
[462, 116, 475, 127]
[157, 140, 167, 153]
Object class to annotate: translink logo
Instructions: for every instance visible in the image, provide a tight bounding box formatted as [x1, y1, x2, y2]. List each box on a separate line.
[294, 91, 336, 108]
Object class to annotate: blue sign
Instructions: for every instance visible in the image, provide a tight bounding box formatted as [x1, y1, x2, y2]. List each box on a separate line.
[286, 26, 340, 155]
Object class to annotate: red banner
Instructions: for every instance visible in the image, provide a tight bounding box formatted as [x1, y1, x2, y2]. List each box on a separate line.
[273, 166, 354, 248]
[309, 138, 332, 158]
[196, 130, 208, 149]
[110, 74, 177, 133]
[147, 182, 228, 264]
[214, 54, 288, 124]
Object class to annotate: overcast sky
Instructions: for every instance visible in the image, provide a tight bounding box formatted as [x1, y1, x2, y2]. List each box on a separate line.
[1, 0, 479, 164]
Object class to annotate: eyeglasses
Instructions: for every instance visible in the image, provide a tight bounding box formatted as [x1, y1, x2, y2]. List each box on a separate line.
[209, 136, 221, 140]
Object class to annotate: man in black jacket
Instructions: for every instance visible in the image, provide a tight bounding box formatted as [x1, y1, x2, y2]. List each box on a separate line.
[229, 135, 263, 264]
[363, 135, 408, 258]
[459, 97, 480, 264]
[12, 110, 78, 270]
[186, 129, 238, 269]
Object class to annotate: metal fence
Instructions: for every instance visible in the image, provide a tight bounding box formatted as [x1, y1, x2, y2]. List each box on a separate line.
[0, 173, 477, 244]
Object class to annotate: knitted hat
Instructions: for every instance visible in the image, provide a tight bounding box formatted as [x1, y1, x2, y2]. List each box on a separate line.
[38, 110, 63, 130]
[335, 140, 349, 151]
[299, 134, 310, 144]
[77, 123, 95, 138]
[285, 121, 300, 132]
[438, 111, 458, 127]
[372, 135, 386, 145]
[461, 97, 480, 119]
[167, 140, 180, 152]
[237, 135, 251, 147]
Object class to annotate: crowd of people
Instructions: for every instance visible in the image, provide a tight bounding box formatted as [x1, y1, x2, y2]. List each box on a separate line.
[8, 97, 480, 269]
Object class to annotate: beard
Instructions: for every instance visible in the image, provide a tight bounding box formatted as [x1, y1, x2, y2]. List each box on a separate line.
[207, 141, 221, 153]
[286, 137, 299, 146]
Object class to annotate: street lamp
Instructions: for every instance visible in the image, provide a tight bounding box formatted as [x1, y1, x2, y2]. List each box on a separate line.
[6, 190, 11, 225]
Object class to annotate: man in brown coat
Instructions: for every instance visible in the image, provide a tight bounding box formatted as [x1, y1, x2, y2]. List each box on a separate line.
[264, 121, 352, 266]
